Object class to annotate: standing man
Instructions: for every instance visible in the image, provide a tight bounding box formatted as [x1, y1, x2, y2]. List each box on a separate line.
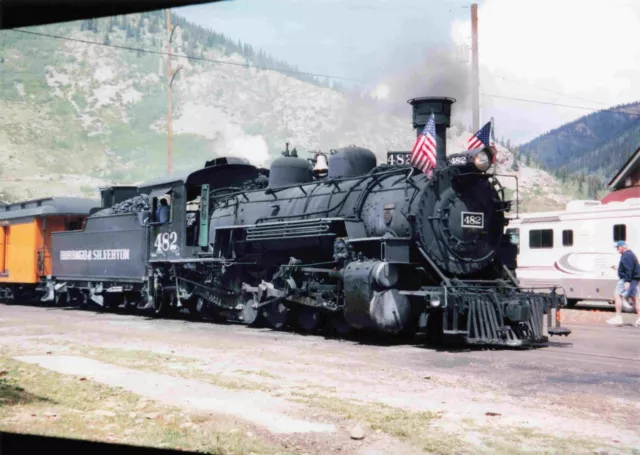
[607, 241, 640, 327]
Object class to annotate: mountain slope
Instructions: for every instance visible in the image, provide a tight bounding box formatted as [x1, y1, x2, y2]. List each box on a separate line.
[0, 12, 416, 201]
[517, 102, 640, 190]
[0, 11, 573, 214]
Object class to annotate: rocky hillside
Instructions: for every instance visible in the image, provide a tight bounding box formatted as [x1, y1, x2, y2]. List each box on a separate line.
[0, 11, 570, 213]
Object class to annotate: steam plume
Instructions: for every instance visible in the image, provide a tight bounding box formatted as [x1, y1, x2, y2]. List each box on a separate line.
[371, 44, 472, 126]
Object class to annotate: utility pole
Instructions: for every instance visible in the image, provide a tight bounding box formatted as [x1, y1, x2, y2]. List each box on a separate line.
[167, 8, 173, 176]
[471, 3, 479, 132]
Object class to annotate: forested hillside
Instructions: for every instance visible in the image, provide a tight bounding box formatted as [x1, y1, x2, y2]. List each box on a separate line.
[516, 102, 640, 198]
[0, 10, 408, 202]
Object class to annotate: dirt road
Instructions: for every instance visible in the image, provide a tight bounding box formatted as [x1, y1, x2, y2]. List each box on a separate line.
[1, 303, 639, 455]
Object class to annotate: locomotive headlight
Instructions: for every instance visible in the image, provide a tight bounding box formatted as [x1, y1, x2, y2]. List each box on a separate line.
[473, 151, 491, 172]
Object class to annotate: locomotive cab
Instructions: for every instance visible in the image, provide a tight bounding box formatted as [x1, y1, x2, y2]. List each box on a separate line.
[136, 171, 191, 263]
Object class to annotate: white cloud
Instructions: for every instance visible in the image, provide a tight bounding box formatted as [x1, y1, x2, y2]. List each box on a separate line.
[451, 0, 640, 143]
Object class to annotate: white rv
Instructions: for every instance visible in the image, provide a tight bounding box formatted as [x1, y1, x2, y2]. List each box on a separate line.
[506, 198, 640, 308]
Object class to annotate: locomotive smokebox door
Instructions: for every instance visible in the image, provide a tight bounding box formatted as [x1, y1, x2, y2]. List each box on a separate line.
[148, 186, 183, 260]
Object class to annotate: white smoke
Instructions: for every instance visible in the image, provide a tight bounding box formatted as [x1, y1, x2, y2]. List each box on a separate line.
[170, 101, 271, 167]
[367, 44, 472, 127]
[211, 133, 271, 168]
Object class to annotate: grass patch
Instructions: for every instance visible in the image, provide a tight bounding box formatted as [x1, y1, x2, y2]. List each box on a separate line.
[290, 392, 457, 454]
[290, 392, 620, 455]
[480, 424, 621, 455]
[233, 370, 281, 380]
[71, 346, 273, 392]
[0, 356, 295, 454]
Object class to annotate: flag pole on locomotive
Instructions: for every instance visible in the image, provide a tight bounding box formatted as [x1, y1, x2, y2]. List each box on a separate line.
[467, 117, 497, 164]
[406, 112, 438, 181]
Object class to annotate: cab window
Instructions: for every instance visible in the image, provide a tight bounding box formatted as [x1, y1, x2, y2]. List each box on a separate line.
[152, 193, 172, 224]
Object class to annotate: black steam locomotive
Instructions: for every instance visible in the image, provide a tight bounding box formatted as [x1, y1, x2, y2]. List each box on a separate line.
[33, 96, 570, 347]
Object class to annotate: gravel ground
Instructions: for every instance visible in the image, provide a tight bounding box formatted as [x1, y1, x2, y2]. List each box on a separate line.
[1, 303, 639, 454]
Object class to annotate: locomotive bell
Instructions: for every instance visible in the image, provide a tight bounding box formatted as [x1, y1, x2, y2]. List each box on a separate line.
[313, 153, 329, 177]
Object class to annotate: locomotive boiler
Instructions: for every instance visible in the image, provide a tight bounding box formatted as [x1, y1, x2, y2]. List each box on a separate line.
[33, 95, 570, 347]
[154, 96, 570, 346]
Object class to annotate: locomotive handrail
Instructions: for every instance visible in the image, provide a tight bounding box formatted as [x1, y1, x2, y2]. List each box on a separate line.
[490, 172, 520, 220]
[416, 242, 452, 287]
[451, 171, 520, 220]
[255, 175, 371, 224]
[501, 264, 520, 288]
[215, 167, 412, 225]
[353, 168, 416, 219]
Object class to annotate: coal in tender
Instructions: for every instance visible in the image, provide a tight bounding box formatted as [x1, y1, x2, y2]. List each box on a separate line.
[90, 194, 151, 217]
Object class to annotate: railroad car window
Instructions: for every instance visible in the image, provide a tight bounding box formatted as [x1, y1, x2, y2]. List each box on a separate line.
[562, 230, 573, 247]
[613, 224, 626, 242]
[529, 229, 553, 248]
[67, 219, 81, 231]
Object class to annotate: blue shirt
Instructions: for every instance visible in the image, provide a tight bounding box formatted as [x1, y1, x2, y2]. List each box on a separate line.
[618, 250, 639, 282]
[156, 205, 170, 223]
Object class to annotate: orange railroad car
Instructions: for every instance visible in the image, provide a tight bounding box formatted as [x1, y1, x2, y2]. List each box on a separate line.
[0, 197, 98, 303]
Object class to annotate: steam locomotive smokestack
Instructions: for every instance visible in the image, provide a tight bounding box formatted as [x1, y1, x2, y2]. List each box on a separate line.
[407, 97, 456, 169]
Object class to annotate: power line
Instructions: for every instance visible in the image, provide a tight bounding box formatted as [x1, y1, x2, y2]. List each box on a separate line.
[7, 28, 360, 83]
[481, 93, 640, 117]
[495, 75, 610, 107]
[5, 29, 640, 119]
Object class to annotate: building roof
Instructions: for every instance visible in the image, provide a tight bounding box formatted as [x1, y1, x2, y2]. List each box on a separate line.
[0, 197, 100, 221]
[601, 186, 640, 204]
[608, 146, 640, 189]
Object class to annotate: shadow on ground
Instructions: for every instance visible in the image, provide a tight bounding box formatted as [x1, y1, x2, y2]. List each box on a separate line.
[0, 375, 54, 407]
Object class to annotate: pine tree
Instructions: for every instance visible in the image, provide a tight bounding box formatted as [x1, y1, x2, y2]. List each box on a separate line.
[510, 155, 519, 172]
[149, 18, 159, 34]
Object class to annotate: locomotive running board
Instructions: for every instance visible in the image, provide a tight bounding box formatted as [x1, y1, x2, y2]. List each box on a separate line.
[147, 258, 253, 264]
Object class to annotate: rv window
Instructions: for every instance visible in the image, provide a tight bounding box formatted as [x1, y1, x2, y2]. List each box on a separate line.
[506, 228, 520, 254]
[506, 228, 519, 245]
[562, 230, 573, 247]
[613, 224, 626, 242]
[529, 229, 553, 249]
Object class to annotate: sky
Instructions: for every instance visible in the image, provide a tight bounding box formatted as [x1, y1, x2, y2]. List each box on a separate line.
[175, 0, 640, 145]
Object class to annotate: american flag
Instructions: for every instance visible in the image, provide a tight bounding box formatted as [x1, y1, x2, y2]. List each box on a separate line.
[467, 119, 496, 163]
[409, 113, 437, 176]
[467, 119, 495, 150]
